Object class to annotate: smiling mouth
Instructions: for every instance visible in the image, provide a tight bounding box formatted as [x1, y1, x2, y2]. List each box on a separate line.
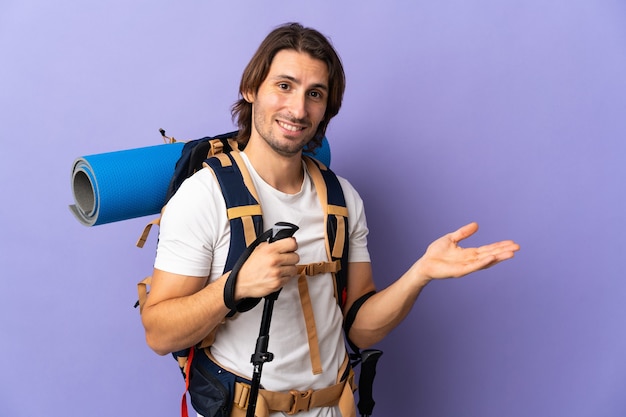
[277, 120, 306, 132]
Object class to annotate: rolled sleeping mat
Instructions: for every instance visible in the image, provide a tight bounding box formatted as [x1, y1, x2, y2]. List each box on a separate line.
[69, 136, 332, 226]
[69, 142, 185, 226]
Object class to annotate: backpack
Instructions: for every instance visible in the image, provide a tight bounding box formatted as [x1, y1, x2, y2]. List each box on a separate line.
[135, 130, 382, 417]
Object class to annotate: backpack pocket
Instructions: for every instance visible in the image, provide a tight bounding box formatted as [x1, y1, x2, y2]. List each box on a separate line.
[189, 350, 237, 417]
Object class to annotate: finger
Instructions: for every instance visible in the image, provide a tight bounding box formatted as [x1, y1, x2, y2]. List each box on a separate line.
[466, 249, 515, 273]
[278, 252, 300, 268]
[475, 240, 520, 254]
[476, 243, 520, 261]
[280, 264, 299, 279]
[271, 237, 298, 253]
[474, 247, 518, 270]
[449, 222, 479, 244]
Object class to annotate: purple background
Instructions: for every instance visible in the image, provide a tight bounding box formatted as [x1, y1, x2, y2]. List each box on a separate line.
[2, 1, 625, 416]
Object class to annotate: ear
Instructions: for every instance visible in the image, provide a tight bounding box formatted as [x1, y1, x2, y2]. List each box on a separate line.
[242, 89, 255, 103]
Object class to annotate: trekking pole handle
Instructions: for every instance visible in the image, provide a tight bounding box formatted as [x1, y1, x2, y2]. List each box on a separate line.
[269, 221, 299, 243]
[266, 222, 299, 301]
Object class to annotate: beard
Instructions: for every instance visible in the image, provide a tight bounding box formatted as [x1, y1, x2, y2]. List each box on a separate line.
[252, 109, 317, 157]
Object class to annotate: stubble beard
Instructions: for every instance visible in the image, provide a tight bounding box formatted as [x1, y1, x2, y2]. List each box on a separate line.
[253, 110, 315, 158]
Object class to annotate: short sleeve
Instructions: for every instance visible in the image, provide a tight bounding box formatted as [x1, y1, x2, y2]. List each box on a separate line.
[338, 177, 370, 263]
[154, 168, 230, 277]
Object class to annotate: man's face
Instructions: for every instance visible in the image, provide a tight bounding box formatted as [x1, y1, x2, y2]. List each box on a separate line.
[246, 49, 329, 157]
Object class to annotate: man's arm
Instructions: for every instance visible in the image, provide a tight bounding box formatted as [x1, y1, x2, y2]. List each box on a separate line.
[346, 222, 520, 349]
[142, 238, 300, 355]
[141, 270, 229, 355]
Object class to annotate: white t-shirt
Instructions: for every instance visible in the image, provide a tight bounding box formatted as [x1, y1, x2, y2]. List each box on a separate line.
[155, 153, 370, 416]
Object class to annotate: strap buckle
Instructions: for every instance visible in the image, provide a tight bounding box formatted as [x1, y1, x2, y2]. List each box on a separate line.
[305, 262, 326, 276]
[233, 382, 250, 410]
[287, 389, 313, 415]
[208, 138, 224, 156]
[300, 260, 341, 276]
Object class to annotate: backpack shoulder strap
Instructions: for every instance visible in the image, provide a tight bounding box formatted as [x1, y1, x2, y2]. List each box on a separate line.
[203, 151, 264, 273]
[303, 156, 350, 309]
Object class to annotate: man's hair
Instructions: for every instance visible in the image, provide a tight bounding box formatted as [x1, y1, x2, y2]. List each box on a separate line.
[231, 22, 345, 152]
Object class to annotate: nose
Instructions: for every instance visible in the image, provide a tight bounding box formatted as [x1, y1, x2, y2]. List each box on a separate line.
[287, 92, 307, 121]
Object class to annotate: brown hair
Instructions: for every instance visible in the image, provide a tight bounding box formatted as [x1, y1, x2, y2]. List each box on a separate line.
[231, 22, 345, 152]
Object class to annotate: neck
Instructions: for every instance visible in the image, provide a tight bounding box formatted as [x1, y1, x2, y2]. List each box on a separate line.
[244, 140, 304, 194]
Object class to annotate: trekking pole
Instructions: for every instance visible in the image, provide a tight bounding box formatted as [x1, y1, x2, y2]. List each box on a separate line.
[246, 222, 299, 417]
[357, 349, 383, 417]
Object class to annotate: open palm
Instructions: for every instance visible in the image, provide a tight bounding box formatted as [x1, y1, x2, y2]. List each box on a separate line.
[418, 222, 520, 280]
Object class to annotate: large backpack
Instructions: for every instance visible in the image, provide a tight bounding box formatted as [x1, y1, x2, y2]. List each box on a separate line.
[135, 130, 381, 417]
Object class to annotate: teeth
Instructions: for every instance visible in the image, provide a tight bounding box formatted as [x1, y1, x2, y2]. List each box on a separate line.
[278, 121, 303, 132]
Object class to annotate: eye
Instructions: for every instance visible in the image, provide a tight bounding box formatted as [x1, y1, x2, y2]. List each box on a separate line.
[309, 90, 323, 100]
[278, 83, 290, 90]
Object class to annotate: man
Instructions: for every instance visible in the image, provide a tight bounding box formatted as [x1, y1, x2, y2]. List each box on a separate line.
[141, 22, 520, 417]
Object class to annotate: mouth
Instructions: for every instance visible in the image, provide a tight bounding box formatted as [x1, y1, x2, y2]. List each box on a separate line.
[277, 120, 307, 133]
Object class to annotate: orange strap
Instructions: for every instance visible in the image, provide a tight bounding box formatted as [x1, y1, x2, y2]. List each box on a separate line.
[181, 346, 196, 417]
[294, 261, 342, 375]
[136, 216, 160, 248]
[136, 276, 151, 313]
[297, 273, 323, 375]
